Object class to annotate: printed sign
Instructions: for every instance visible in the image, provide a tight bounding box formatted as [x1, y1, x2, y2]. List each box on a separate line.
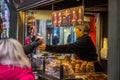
[52, 6, 84, 27]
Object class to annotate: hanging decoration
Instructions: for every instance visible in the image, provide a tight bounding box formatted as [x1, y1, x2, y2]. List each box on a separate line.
[52, 6, 84, 27]
[26, 11, 36, 35]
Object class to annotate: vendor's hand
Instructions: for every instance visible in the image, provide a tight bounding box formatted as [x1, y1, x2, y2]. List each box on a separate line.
[38, 37, 43, 43]
[39, 44, 46, 51]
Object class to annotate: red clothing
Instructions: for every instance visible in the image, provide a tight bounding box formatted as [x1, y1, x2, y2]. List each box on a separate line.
[0, 65, 35, 80]
[25, 37, 31, 45]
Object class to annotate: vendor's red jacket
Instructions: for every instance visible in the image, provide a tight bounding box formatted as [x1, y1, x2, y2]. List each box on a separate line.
[0, 64, 35, 80]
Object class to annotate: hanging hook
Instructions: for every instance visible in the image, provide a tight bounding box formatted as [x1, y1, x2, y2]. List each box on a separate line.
[52, 3, 54, 12]
[82, 0, 84, 6]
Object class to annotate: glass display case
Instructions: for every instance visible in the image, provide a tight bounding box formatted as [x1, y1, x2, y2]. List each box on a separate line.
[30, 53, 107, 80]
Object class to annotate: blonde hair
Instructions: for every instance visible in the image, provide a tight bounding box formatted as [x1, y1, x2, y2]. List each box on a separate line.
[0, 38, 31, 68]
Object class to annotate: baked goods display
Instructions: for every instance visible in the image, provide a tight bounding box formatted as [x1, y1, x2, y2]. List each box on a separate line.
[31, 55, 107, 80]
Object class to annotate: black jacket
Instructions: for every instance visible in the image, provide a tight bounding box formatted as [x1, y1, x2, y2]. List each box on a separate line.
[46, 34, 98, 61]
[23, 39, 42, 55]
[23, 35, 103, 72]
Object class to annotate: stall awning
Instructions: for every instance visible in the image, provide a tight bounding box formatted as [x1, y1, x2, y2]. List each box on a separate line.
[14, 0, 108, 12]
[13, 0, 57, 11]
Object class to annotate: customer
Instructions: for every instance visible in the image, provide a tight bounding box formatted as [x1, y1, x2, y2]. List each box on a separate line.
[52, 34, 59, 45]
[0, 17, 41, 55]
[23, 37, 42, 55]
[0, 38, 35, 80]
[39, 24, 103, 72]
[67, 34, 72, 44]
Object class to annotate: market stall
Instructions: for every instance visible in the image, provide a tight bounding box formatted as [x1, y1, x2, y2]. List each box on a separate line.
[31, 54, 107, 80]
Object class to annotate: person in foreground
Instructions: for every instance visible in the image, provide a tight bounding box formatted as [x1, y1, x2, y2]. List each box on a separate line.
[0, 38, 35, 80]
[23, 37, 43, 55]
[39, 24, 104, 72]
